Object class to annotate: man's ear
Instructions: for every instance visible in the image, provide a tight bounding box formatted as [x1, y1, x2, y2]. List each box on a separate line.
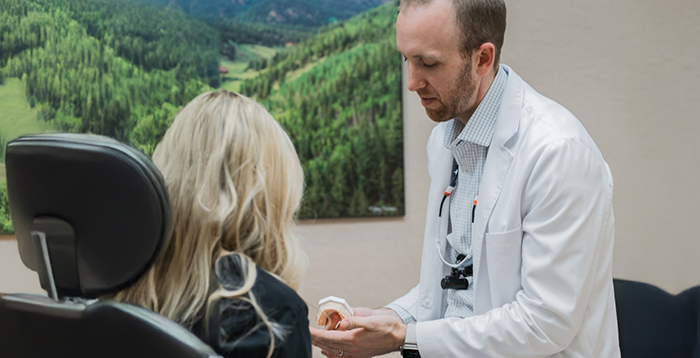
[473, 43, 496, 76]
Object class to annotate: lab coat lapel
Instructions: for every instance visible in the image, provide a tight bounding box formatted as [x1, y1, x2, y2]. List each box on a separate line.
[418, 123, 454, 321]
[472, 66, 524, 314]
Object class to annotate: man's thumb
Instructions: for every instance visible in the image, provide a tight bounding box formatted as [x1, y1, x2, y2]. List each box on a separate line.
[338, 316, 368, 331]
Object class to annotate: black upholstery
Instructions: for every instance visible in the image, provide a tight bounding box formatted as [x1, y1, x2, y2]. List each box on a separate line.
[5, 133, 171, 298]
[614, 278, 700, 358]
[0, 294, 219, 358]
[0, 133, 221, 358]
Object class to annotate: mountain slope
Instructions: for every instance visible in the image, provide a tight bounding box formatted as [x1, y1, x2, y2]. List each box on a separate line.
[0, 0, 217, 149]
[237, 0, 392, 26]
[240, 3, 404, 218]
[132, 0, 391, 27]
[136, 0, 262, 21]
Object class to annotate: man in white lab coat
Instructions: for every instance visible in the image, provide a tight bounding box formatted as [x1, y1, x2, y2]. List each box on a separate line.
[310, 0, 621, 357]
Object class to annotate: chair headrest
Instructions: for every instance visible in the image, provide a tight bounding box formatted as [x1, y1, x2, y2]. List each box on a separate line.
[5, 133, 171, 298]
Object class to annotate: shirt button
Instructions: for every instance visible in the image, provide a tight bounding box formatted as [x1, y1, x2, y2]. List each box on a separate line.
[423, 299, 431, 307]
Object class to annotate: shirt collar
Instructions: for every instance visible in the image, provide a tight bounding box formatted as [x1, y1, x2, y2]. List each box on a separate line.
[444, 64, 509, 150]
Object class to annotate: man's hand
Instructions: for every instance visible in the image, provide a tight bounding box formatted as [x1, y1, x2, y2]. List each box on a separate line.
[310, 308, 407, 358]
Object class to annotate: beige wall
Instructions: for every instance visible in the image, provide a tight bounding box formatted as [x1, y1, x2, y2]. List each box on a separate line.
[1, 1, 700, 357]
[501, 0, 700, 293]
[301, 0, 700, 312]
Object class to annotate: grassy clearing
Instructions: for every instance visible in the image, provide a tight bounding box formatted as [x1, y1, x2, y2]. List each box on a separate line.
[0, 78, 53, 142]
[0, 78, 54, 190]
[220, 44, 282, 93]
[236, 44, 279, 62]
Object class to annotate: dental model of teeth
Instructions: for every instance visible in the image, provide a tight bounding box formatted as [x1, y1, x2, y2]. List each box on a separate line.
[316, 296, 354, 330]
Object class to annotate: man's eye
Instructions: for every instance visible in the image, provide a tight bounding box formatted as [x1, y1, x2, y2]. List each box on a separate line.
[423, 62, 436, 68]
[403, 55, 408, 62]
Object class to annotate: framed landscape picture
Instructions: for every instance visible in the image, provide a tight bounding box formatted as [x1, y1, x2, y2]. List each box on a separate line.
[0, 0, 404, 233]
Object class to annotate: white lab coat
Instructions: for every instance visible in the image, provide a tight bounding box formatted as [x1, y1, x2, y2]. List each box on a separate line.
[389, 66, 621, 357]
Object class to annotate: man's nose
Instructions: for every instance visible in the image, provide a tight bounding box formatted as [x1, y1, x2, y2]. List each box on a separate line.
[406, 65, 426, 92]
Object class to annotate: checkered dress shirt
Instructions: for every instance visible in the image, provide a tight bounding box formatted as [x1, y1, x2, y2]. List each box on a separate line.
[387, 65, 508, 323]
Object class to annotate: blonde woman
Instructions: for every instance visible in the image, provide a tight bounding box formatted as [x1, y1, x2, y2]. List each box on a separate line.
[114, 90, 310, 358]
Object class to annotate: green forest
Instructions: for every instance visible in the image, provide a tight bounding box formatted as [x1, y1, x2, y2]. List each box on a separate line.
[0, 0, 403, 233]
[239, 5, 403, 219]
[139, 0, 390, 27]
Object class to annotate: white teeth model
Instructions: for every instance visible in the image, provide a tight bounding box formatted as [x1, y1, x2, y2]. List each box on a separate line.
[316, 296, 355, 330]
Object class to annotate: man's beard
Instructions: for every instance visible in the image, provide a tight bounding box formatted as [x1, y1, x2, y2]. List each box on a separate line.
[423, 60, 475, 123]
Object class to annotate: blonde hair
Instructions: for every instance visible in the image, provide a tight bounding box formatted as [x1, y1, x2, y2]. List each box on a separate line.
[114, 90, 307, 354]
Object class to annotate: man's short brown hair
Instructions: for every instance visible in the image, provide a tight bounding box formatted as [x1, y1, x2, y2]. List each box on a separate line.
[399, 0, 507, 66]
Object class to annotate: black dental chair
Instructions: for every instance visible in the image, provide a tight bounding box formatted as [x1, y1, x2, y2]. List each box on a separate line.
[614, 278, 700, 358]
[0, 133, 221, 357]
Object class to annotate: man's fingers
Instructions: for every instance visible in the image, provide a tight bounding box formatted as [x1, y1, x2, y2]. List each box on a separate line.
[311, 325, 344, 339]
[322, 349, 360, 358]
[310, 326, 336, 348]
[321, 350, 350, 358]
[338, 316, 371, 331]
[352, 307, 373, 317]
[310, 325, 356, 346]
[338, 318, 353, 331]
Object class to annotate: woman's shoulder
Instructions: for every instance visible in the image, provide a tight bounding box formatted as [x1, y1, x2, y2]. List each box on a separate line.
[215, 254, 307, 318]
[251, 267, 308, 316]
[202, 253, 311, 358]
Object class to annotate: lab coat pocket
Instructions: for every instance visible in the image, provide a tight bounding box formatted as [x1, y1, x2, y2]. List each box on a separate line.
[485, 225, 523, 307]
